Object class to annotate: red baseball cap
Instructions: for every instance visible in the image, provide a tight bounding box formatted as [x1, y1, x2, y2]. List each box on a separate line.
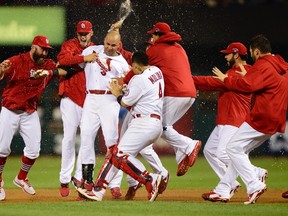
[76, 20, 93, 33]
[32, 35, 53, 49]
[147, 22, 171, 35]
[220, 42, 247, 55]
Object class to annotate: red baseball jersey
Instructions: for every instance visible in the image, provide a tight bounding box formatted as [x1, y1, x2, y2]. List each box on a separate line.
[193, 64, 252, 127]
[224, 55, 288, 134]
[146, 32, 196, 97]
[57, 38, 94, 107]
[1, 52, 56, 113]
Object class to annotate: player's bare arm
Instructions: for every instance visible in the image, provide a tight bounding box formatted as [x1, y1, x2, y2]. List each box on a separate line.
[212, 67, 228, 82]
[0, 60, 11, 80]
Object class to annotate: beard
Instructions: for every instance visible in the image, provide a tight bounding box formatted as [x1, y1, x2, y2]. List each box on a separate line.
[32, 51, 46, 66]
[227, 58, 236, 68]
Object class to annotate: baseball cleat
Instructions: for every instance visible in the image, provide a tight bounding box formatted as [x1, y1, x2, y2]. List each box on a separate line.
[188, 140, 202, 167]
[202, 191, 230, 203]
[13, 176, 36, 195]
[177, 141, 202, 176]
[244, 185, 267, 205]
[158, 173, 170, 194]
[110, 187, 122, 199]
[0, 180, 5, 201]
[282, 191, 288, 198]
[59, 183, 70, 197]
[80, 187, 105, 201]
[147, 174, 162, 202]
[125, 183, 142, 200]
[71, 176, 84, 189]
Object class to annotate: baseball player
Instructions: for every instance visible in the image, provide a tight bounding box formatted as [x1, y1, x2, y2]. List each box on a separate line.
[57, 20, 97, 199]
[194, 42, 268, 202]
[0, 35, 64, 201]
[124, 22, 201, 177]
[79, 51, 164, 202]
[212, 34, 288, 204]
[76, 30, 130, 197]
[112, 37, 169, 200]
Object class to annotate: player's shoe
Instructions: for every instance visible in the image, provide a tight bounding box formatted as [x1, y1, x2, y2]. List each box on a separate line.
[110, 187, 122, 199]
[125, 183, 142, 200]
[81, 187, 105, 201]
[59, 183, 70, 197]
[13, 176, 36, 195]
[202, 191, 230, 203]
[244, 184, 267, 205]
[0, 180, 5, 201]
[259, 169, 268, 183]
[188, 141, 202, 167]
[77, 180, 93, 197]
[177, 141, 202, 176]
[230, 183, 241, 198]
[146, 174, 162, 202]
[158, 173, 170, 194]
[282, 190, 288, 198]
[71, 176, 84, 189]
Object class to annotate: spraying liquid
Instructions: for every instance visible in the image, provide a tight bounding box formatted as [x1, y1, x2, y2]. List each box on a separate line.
[108, 0, 133, 32]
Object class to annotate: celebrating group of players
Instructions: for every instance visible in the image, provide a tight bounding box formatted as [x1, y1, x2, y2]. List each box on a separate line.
[0, 19, 287, 203]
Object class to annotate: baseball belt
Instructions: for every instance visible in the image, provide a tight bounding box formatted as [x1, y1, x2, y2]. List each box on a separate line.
[86, 89, 112, 94]
[133, 114, 161, 120]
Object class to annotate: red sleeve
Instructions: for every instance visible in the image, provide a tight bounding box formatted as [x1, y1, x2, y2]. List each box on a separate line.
[123, 69, 134, 84]
[118, 41, 132, 65]
[224, 67, 264, 93]
[193, 75, 227, 91]
[57, 39, 85, 66]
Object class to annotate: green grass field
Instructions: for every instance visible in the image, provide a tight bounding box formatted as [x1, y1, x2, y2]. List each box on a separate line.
[0, 155, 287, 216]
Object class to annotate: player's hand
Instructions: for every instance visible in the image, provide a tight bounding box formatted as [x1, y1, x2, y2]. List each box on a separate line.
[0, 60, 11, 73]
[109, 79, 122, 97]
[235, 63, 247, 77]
[32, 69, 50, 78]
[108, 19, 124, 32]
[84, 53, 98, 63]
[212, 67, 228, 82]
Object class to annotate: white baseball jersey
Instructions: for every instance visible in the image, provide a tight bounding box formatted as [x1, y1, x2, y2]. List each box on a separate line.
[81, 45, 129, 90]
[123, 66, 164, 116]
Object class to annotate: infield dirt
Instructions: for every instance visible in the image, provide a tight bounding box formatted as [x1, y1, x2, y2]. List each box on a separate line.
[2, 188, 287, 203]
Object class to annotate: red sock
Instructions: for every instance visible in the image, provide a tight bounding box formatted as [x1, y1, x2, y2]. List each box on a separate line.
[17, 156, 36, 180]
[0, 157, 7, 181]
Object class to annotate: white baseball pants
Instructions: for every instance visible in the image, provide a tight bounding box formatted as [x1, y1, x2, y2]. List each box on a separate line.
[0, 107, 40, 159]
[215, 122, 270, 196]
[161, 97, 198, 163]
[59, 97, 83, 184]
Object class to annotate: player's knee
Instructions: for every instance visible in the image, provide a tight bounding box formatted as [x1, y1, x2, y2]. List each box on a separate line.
[226, 142, 241, 157]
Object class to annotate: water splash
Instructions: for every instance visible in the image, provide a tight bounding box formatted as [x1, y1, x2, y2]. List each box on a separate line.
[118, 0, 133, 22]
[108, 0, 133, 32]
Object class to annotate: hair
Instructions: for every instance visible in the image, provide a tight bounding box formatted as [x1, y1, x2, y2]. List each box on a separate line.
[238, 54, 248, 61]
[132, 51, 149, 66]
[249, 34, 272, 54]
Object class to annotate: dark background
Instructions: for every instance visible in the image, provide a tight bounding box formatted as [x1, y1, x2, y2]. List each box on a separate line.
[1, 0, 287, 155]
